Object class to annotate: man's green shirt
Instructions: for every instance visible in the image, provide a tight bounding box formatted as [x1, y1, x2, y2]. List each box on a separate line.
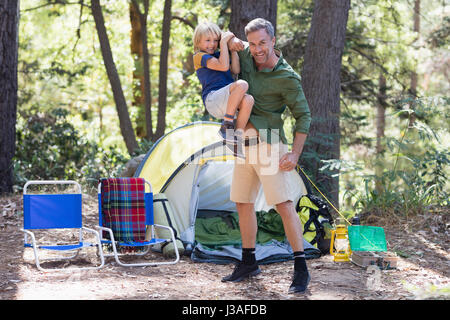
[238, 47, 311, 144]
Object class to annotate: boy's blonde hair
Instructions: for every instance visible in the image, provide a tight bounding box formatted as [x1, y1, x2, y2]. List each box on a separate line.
[193, 22, 222, 52]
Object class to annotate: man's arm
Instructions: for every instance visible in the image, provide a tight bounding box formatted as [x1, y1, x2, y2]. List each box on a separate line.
[279, 76, 311, 171]
[230, 51, 240, 75]
[279, 132, 307, 171]
[227, 36, 247, 51]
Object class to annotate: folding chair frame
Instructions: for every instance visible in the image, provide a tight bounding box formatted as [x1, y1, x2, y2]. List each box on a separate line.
[21, 180, 105, 272]
[97, 179, 179, 267]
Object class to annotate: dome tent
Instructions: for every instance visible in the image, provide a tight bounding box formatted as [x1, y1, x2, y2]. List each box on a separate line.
[134, 121, 321, 263]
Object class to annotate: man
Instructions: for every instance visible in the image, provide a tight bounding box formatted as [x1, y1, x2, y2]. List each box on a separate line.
[222, 18, 311, 294]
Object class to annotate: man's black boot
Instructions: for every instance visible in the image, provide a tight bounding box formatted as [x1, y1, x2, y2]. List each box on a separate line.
[221, 262, 261, 282]
[289, 251, 310, 294]
[288, 269, 311, 294]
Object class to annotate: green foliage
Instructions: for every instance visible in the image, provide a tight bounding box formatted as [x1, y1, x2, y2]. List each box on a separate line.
[14, 108, 128, 190]
[15, 0, 449, 215]
[337, 98, 449, 218]
[277, 0, 313, 71]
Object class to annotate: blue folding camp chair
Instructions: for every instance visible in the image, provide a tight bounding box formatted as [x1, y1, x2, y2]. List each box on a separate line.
[96, 177, 179, 267]
[21, 180, 104, 272]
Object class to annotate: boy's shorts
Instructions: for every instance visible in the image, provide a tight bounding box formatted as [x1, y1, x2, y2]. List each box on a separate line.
[230, 140, 298, 206]
[204, 83, 232, 119]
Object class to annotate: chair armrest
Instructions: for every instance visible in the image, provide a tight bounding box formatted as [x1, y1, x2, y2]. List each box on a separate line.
[95, 225, 115, 240]
[153, 224, 173, 232]
[82, 226, 101, 238]
[21, 228, 36, 245]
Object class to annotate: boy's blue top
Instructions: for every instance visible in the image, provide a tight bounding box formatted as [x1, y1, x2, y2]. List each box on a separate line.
[193, 51, 234, 105]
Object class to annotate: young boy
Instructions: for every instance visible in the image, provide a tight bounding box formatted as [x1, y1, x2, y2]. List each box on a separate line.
[193, 22, 254, 148]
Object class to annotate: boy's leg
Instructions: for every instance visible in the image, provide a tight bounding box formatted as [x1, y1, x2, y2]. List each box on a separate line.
[220, 81, 250, 151]
[225, 80, 249, 121]
[235, 94, 254, 133]
[231, 93, 253, 157]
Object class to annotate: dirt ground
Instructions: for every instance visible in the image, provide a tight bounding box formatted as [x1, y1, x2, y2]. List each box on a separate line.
[0, 194, 448, 301]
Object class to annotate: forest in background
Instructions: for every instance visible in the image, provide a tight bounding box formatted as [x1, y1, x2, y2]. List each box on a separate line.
[2, 0, 449, 220]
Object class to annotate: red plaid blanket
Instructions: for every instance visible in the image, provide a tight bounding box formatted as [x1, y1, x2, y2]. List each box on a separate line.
[100, 178, 146, 243]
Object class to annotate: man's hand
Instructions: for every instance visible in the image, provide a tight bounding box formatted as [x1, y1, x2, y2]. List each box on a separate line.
[221, 31, 235, 44]
[279, 152, 300, 171]
[279, 132, 307, 171]
[227, 36, 245, 51]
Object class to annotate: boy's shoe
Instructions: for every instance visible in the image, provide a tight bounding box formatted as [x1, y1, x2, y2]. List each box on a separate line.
[221, 262, 261, 282]
[218, 121, 236, 143]
[288, 270, 311, 294]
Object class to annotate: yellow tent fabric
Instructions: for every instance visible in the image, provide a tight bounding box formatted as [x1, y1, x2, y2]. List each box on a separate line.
[136, 122, 221, 193]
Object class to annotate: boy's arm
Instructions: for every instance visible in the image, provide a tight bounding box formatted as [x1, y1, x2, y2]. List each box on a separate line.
[230, 51, 240, 75]
[205, 31, 234, 72]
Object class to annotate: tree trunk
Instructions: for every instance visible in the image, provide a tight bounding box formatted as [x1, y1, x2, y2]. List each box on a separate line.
[411, 0, 420, 97]
[154, 0, 172, 140]
[129, 1, 146, 138]
[409, 0, 420, 127]
[229, 0, 277, 40]
[0, 0, 19, 194]
[375, 74, 387, 193]
[91, 0, 138, 155]
[130, 0, 153, 141]
[301, 0, 350, 208]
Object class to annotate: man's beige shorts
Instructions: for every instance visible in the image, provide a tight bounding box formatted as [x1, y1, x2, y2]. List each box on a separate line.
[230, 140, 297, 206]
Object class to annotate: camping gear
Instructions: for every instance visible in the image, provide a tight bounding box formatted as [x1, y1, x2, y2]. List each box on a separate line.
[330, 218, 352, 262]
[297, 167, 392, 263]
[351, 251, 398, 269]
[134, 121, 321, 264]
[296, 194, 334, 254]
[21, 180, 105, 272]
[348, 225, 387, 252]
[97, 178, 179, 267]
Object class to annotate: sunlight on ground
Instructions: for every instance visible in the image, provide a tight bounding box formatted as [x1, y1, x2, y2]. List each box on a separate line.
[396, 256, 449, 299]
[15, 230, 449, 300]
[15, 268, 139, 299]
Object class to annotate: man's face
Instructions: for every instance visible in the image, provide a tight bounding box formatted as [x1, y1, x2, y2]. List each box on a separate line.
[246, 28, 276, 66]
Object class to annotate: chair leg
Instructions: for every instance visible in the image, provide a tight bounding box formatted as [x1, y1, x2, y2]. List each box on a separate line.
[82, 227, 105, 269]
[22, 229, 45, 272]
[21, 228, 104, 272]
[153, 224, 180, 265]
[96, 225, 180, 267]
